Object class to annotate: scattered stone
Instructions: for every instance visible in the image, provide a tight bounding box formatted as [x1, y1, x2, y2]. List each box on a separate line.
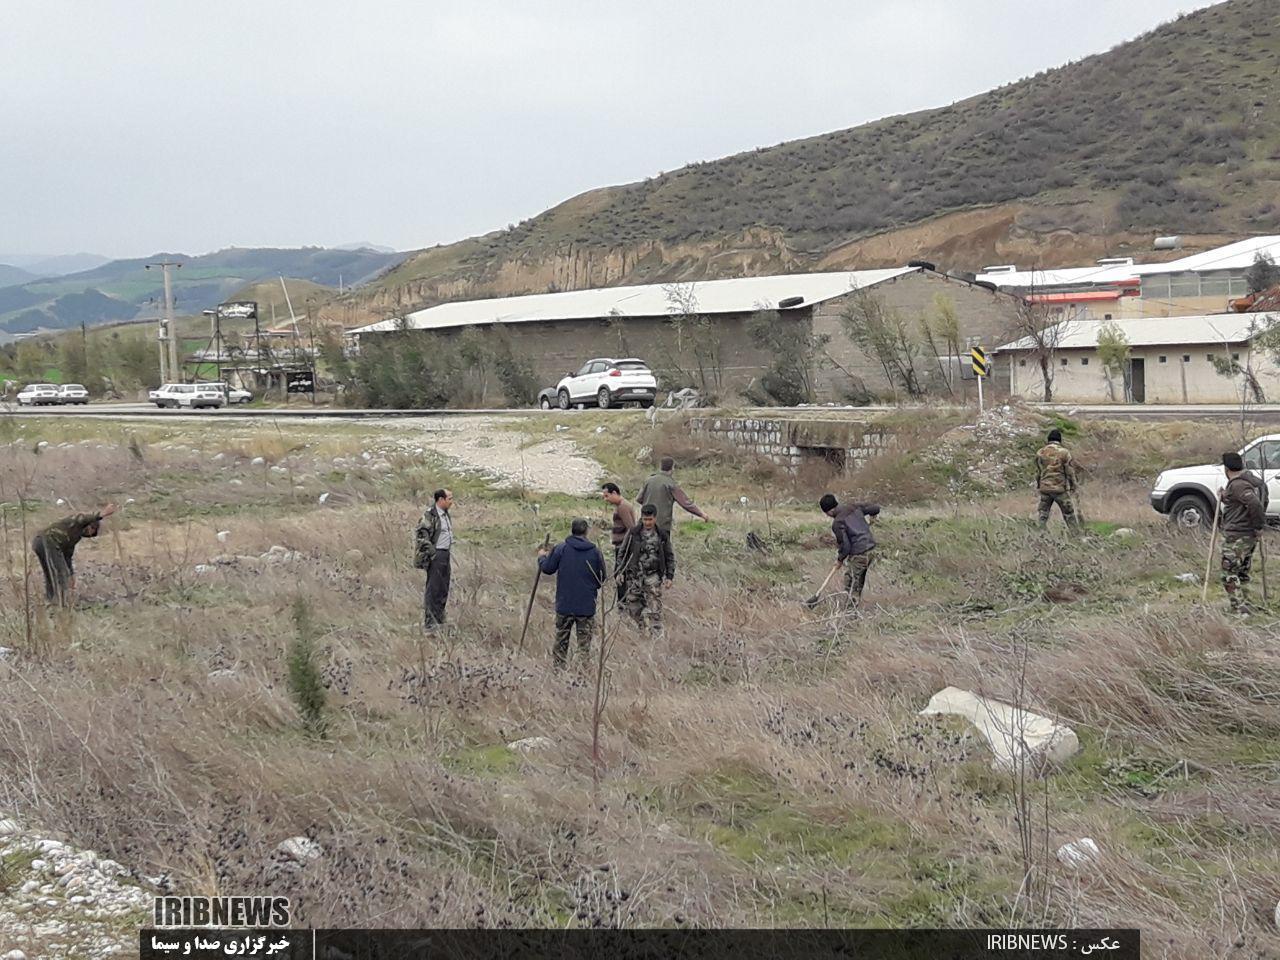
[216, 530, 231, 542]
[361, 452, 372, 461]
[318, 492, 330, 504]
[920, 686, 1079, 771]
[36, 441, 48, 449]
[30, 858, 47, 871]
[635, 445, 652, 464]
[1113, 528, 1136, 539]
[271, 465, 289, 475]
[55, 498, 66, 506]
[125, 497, 136, 505]
[207, 668, 239, 681]
[1175, 572, 1200, 585]
[594, 425, 607, 434]
[554, 424, 569, 432]
[508, 736, 555, 754]
[3, 951, 27, 960]
[193, 564, 213, 575]
[250, 456, 265, 466]
[276, 836, 324, 863]
[229, 478, 243, 486]
[0, 647, 13, 661]
[1057, 837, 1102, 868]
[261, 545, 301, 564]
[212, 452, 225, 462]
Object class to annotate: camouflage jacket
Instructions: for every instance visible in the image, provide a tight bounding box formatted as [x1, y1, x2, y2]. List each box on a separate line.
[413, 506, 443, 569]
[36, 513, 102, 571]
[618, 523, 675, 581]
[1035, 442, 1077, 494]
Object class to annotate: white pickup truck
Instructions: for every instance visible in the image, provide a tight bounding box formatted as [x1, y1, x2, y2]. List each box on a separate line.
[1150, 434, 1278, 528]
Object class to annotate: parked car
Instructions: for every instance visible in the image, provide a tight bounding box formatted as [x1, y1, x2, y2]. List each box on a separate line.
[198, 381, 253, 404]
[149, 383, 226, 409]
[56, 383, 89, 404]
[554, 358, 658, 410]
[1151, 433, 1280, 528]
[536, 387, 558, 410]
[16, 383, 61, 406]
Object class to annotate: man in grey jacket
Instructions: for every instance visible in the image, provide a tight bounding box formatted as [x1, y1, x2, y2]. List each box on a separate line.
[414, 489, 455, 629]
[637, 457, 708, 535]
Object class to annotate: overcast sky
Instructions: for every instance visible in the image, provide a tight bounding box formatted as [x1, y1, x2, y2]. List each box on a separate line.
[1, 0, 1217, 260]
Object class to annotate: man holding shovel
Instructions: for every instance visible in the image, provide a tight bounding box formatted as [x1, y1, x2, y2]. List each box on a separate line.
[817, 493, 880, 608]
[31, 503, 117, 607]
[1217, 452, 1266, 615]
[537, 519, 605, 668]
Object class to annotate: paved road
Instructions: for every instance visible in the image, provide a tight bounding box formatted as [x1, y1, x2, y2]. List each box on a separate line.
[4, 400, 1273, 421]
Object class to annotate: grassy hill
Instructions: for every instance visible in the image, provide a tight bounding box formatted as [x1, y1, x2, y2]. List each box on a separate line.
[0, 246, 404, 338]
[0, 264, 39, 288]
[341, 0, 1280, 323]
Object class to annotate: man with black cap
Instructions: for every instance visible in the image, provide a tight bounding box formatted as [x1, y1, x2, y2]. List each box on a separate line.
[31, 503, 117, 607]
[1035, 429, 1081, 531]
[537, 518, 606, 667]
[1218, 451, 1266, 614]
[819, 492, 880, 606]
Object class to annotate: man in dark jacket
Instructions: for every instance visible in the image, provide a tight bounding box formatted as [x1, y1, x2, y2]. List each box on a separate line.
[1218, 452, 1266, 614]
[31, 503, 117, 607]
[538, 518, 606, 667]
[619, 504, 675, 637]
[637, 457, 708, 535]
[820, 493, 880, 606]
[414, 489, 455, 629]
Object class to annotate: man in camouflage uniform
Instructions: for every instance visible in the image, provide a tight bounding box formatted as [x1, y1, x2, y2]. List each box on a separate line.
[619, 504, 675, 637]
[1218, 451, 1266, 615]
[31, 503, 117, 607]
[1035, 429, 1082, 532]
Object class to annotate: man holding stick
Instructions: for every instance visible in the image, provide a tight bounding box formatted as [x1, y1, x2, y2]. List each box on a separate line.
[537, 519, 605, 668]
[1217, 452, 1266, 615]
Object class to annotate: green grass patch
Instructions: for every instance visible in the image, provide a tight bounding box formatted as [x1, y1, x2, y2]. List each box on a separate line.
[443, 744, 521, 777]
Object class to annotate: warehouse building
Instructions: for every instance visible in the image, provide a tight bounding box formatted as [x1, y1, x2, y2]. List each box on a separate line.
[349, 266, 1024, 404]
[976, 235, 1280, 321]
[999, 313, 1279, 404]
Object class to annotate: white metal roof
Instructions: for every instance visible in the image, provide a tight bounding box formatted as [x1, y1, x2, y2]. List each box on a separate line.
[976, 235, 1280, 288]
[350, 267, 920, 333]
[998, 313, 1279, 352]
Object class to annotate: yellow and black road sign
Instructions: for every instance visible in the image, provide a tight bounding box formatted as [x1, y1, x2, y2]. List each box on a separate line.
[970, 346, 990, 378]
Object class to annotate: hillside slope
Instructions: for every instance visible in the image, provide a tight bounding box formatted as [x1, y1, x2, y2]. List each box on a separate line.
[1, 246, 404, 337]
[339, 0, 1280, 324]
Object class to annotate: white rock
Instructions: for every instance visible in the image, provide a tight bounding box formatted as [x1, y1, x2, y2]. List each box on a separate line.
[276, 836, 324, 863]
[508, 736, 555, 754]
[271, 465, 288, 475]
[125, 497, 136, 504]
[3, 950, 28, 960]
[1113, 528, 1136, 538]
[56, 498, 66, 506]
[36, 441, 48, 449]
[1057, 837, 1102, 868]
[19, 879, 38, 894]
[212, 452, 225, 462]
[920, 686, 1079, 771]
[554, 424, 569, 432]
[1274, 899, 1280, 931]
[0, 647, 12, 661]
[250, 456, 265, 466]
[30, 858, 47, 871]
[193, 564, 213, 575]
[1175, 572, 1200, 584]
[37, 839, 63, 854]
[318, 492, 330, 504]
[229, 478, 243, 486]
[207, 668, 238, 681]
[594, 426, 607, 434]
[361, 452, 372, 461]
[216, 530, 231, 542]
[0, 818, 17, 836]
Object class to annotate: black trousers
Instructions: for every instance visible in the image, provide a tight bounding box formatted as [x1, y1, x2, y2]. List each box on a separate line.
[613, 544, 626, 605]
[32, 535, 72, 606]
[553, 613, 595, 667]
[424, 549, 451, 628]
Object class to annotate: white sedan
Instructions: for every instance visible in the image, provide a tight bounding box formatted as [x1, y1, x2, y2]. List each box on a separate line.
[57, 383, 90, 404]
[150, 383, 226, 409]
[16, 383, 61, 406]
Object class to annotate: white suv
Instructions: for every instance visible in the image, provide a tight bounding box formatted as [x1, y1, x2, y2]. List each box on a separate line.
[57, 383, 89, 404]
[1151, 434, 1279, 527]
[555, 358, 658, 410]
[149, 383, 225, 410]
[16, 383, 61, 406]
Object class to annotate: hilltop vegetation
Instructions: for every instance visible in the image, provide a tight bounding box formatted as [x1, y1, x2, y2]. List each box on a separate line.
[345, 0, 1280, 321]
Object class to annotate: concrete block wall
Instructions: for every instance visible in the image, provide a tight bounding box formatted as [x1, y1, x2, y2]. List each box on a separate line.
[688, 416, 894, 470]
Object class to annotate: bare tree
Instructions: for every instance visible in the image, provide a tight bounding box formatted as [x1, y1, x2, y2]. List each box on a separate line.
[1004, 293, 1077, 403]
[660, 284, 724, 402]
[839, 288, 925, 399]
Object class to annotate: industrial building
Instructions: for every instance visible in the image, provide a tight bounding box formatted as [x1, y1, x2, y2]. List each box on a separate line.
[998, 313, 1279, 404]
[350, 266, 1025, 404]
[976, 236, 1280, 321]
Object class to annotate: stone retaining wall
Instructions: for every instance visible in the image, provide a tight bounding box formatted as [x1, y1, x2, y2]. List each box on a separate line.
[687, 416, 893, 470]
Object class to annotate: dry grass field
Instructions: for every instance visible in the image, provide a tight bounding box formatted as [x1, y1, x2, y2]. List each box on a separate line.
[0, 408, 1278, 957]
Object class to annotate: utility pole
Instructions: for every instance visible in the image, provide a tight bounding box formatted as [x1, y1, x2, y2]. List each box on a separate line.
[157, 315, 169, 384]
[146, 260, 183, 382]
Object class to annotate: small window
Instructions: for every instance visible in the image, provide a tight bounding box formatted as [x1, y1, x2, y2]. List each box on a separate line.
[1104, 313, 1113, 321]
[1182, 355, 1191, 363]
[1158, 356, 1167, 363]
[1018, 359, 1026, 367]
[1061, 358, 1069, 366]
[1233, 353, 1241, 361]
[1207, 354, 1215, 362]
[1081, 357, 1089, 366]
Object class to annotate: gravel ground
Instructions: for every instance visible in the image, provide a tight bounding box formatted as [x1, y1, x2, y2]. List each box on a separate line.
[373, 415, 602, 495]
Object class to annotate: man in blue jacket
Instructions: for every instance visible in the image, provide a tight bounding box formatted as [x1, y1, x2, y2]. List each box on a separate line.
[819, 493, 881, 607]
[537, 518, 606, 668]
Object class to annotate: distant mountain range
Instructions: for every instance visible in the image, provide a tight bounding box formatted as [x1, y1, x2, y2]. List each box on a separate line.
[0, 246, 406, 337]
[0, 252, 112, 278]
